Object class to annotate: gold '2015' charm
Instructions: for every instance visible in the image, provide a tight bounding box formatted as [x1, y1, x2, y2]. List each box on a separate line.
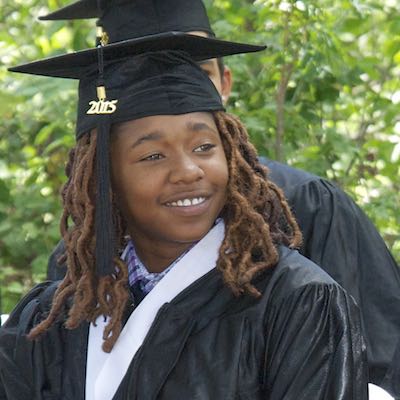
[86, 99, 118, 114]
[86, 85, 118, 115]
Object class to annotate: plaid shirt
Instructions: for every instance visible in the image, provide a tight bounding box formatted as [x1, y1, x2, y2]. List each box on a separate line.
[123, 220, 221, 296]
[124, 240, 187, 295]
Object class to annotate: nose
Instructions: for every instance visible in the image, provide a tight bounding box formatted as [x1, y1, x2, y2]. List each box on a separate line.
[168, 154, 205, 184]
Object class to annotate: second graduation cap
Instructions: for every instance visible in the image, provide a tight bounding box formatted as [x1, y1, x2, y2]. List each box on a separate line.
[37, 0, 265, 57]
[39, 0, 215, 40]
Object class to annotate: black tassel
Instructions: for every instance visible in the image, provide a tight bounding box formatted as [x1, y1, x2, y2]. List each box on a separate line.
[94, 0, 115, 276]
[95, 118, 115, 276]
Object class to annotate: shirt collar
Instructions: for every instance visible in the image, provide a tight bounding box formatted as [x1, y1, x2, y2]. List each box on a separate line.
[122, 218, 222, 295]
[124, 240, 174, 295]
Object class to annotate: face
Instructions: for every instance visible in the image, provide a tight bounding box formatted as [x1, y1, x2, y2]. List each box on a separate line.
[111, 112, 229, 249]
[190, 31, 233, 102]
[197, 58, 224, 94]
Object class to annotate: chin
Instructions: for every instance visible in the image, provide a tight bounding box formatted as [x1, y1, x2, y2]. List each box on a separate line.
[169, 221, 216, 244]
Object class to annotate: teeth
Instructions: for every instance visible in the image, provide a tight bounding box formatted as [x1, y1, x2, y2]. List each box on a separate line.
[168, 197, 206, 207]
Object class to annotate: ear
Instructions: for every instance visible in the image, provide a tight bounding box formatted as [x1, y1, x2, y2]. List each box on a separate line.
[221, 66, 233, 105]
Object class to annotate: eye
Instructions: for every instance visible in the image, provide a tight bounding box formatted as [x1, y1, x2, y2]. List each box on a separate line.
[141, 153, 164, 161]
[194, 143, 216, 153]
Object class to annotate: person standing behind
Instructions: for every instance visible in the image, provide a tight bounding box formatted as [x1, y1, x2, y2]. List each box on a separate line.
[39, 1, 399, 398]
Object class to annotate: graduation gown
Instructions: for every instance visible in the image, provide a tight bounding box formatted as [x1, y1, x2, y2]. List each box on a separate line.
[263, 158, 400, 399]
[0, 246, 368, 400]
[46, 158, 400, 398]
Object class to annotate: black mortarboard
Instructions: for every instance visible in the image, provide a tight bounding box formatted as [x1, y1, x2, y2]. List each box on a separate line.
[8, 32, 265, 78]
[9, 2, 266, 278]
[39, 0, 215, 41]
[9, 48, 231, 277]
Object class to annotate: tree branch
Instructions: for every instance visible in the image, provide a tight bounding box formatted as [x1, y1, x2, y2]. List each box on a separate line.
[275, 9, 298, 162]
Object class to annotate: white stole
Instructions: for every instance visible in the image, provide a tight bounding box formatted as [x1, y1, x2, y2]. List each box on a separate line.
[85, 220, 225, 400]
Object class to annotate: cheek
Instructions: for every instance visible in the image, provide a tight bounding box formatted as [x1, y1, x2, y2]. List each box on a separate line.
[113, 168, 160, 213]
[210, 154, 229, 192]
[112, 168, 139, 213]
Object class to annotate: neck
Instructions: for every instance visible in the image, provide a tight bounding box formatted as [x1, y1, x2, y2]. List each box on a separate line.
[129, 236, 195, 273]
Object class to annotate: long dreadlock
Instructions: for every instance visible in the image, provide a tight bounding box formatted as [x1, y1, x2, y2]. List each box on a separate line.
[28, 111, 301, 352]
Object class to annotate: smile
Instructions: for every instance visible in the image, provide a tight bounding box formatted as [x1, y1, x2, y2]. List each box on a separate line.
[166, 197, 206, 207]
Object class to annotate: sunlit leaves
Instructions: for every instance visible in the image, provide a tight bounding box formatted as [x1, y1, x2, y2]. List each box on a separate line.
[0, 0, 399, 312]
[208, 0, 400, 262]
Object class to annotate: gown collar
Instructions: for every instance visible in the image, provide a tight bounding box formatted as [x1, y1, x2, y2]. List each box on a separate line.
[86, 220, 225, 400]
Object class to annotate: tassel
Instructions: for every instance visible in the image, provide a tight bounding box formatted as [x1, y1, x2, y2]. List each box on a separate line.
[93, 0, 116, 276]
[95, 118, 115, 276]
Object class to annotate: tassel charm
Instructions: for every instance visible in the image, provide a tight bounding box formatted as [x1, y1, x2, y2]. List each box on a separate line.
[87, 82, 118, 114]
[86, 44, 118, 115]
[97, 85, 106, 101]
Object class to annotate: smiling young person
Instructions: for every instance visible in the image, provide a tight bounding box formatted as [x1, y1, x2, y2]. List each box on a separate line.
[110, 113, 229, 272]
[0, 5, 369, 398]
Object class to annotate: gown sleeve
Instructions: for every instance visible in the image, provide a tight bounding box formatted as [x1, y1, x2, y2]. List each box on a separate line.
[0, 282, 61, 400]
[263, 282, 369, 400]
[289, 178, 400, 398]
[46, 239, 67, 281]
[264, 158, 400, 397]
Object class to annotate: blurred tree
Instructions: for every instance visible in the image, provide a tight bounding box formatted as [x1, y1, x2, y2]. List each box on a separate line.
[0, 0, 399, 312]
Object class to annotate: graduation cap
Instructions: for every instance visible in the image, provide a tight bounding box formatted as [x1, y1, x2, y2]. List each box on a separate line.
[9, 32, 265, 78]
[39, 0, 215, 44]
[9, 2, 266, 278]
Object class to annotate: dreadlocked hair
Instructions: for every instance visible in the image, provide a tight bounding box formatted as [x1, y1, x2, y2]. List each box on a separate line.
[28, 111, 301, 353]
[213, 111, 302, 297]
[28, 131, 130, 353]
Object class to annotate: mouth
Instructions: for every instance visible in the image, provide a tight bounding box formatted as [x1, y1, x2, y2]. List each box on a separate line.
[165, 196, 207, 207]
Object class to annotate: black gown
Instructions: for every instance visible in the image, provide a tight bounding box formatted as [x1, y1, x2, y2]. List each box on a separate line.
[0, 247, 368, 399]
[46, 158, 400, 398]
[264, 158, 400, 399]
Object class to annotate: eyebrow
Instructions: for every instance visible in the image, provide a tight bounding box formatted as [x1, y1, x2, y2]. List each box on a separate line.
[131, 131, 163, 149]
[130, 120, 218, 149]
[187, 121, 219, 136]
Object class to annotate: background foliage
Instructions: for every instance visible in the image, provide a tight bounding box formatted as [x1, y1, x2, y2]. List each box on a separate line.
[0, 0, 399, 313]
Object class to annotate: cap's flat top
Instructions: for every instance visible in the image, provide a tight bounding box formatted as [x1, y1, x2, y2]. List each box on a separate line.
[9, 32, 266, 79]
